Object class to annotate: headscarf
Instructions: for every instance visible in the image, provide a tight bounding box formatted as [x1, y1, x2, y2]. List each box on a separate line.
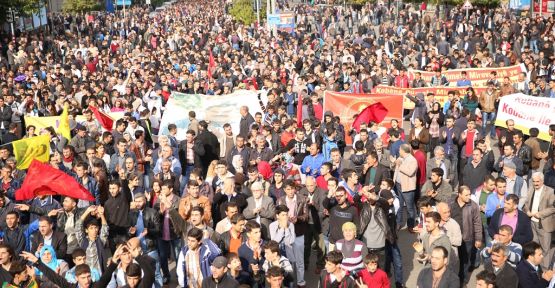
[36, 245, 61, 276]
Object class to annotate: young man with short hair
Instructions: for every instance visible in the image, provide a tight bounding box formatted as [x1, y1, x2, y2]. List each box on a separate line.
[201, 256, 239, 288]
[64, 249, 101, 283]
[176, 228, 221, 288]
[237, 221, 265, 283]
[416, 246, 459, 288]
[516, 241, 553, 287]
[318, 250, 355, 287]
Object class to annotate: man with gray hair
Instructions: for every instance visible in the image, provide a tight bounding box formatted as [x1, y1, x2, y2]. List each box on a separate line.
[243, 181, 275, 235]
[483, 243, 519, 288]
[437, 202, 462, 255]
[503, 160, 528, 209]
[249, 135, 273, 165]
[524, 172, 555, 254]
[393, 143, 418, 231]
[426, 146, 454, 185]
[239, 106, 255, 138]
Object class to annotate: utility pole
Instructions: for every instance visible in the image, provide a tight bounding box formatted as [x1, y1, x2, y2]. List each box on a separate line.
[7, 8, 16, 46]
[256, 0, 260, 27]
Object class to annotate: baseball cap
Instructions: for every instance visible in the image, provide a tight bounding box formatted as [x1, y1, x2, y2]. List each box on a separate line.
[212, 256, 228, 268]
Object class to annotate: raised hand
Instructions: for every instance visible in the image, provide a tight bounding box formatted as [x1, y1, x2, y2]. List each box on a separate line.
[20, 251, 39, 264]
[14, 204, 30, 211]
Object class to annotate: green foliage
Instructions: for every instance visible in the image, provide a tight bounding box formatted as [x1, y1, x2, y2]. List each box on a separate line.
[62, 0, 101, 12]
[229, 0, 266, 25]
[0, 0, 42, 22]
[347, 0, 371, 4]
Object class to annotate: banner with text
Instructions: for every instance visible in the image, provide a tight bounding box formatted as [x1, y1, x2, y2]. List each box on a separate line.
[409, 65, 524, 88]
[25, 112, 124, 134]
[323, 91, 404, 144]
[159, 90, 264, 140]
[373, 85, 488, 109]
[495, 93, 555, 141]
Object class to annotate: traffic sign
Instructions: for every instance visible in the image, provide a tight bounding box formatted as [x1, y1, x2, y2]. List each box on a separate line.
[462, 1, 473, 9]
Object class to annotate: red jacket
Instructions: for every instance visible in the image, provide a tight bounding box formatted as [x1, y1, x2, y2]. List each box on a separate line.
[414, 150, 427, 185]
[357, 268, 390, 288]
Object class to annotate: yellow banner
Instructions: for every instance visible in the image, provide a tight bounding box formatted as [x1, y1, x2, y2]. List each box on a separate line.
[59, 104, 70, 140]
[12, 134, 50, 169]
[24, 112, 125, 136]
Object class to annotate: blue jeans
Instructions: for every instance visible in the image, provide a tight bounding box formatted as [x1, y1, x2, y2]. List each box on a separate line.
[481, 111, 497, 138]
[292, 235, 306, 286]
[179, 165, 195, 194]
[386, 242, 404, 284]
[458, 240, 477, 284]
[396, 186, 416, 229]
[446, 151, 459, 188]
[529, 39, 539, 54]
[158, 238, 182, 280]
[147, 249, 164, 288]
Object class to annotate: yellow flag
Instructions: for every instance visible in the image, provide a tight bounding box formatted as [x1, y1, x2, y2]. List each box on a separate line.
[12, 134, 51, 169]
[58, 104, 71, 140]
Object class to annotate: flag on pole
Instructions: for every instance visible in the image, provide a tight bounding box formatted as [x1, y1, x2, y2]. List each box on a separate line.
[89, 105, 114, 131]
[16, 160, 95, 201]
[12, 135, 51, 169]
[208, 49, 216, 79]
[58, 103, 71, 140]
[351, 102, 389, 133]
[296, 94, 303, 128]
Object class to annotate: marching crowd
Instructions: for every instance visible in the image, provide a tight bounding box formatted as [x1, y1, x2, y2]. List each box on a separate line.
[1, 0, 555, 287]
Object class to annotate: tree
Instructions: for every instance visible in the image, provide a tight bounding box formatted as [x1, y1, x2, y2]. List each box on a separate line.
[229, 0, 266, 25]
[0, 0, 42, 23]
[62, 0, 100, 13]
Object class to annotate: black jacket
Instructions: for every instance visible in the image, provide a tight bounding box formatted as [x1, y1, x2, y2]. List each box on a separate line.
[416, 267, 460, 288]
[196, 130, 220, 168]
[516, 260, 550, 288]
[516, 143, 532, 175]
[488, 209, 533, 245]
[239, 113, 255, 138]
[0, 105, 12, 130]
[214, 192, 248, 219]
[485, 261, 519, 288]
[129, 207, 161, 251]
[212, 231, 246, 253]
[30, 230, 68, 260]
[35, 254, 154, 288]
[357, 198, 394, 244]
[363, 163, 390, 189]
[178, 139, 205, 174]
[201, 274, 240, 288]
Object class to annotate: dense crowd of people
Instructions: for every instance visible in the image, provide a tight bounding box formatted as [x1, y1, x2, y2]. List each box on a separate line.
[1, 0, 555, 287]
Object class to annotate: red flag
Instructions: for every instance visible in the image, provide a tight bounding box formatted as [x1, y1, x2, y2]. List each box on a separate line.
[208, 50, 215, 79]
[89, 105, 114, 132]
[352, 102, 389, 133]
[296, 94, 303, 128]
[16, 160, 95, 201]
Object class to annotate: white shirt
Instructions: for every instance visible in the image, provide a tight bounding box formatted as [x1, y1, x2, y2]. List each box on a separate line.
[531, 186, 544, 222]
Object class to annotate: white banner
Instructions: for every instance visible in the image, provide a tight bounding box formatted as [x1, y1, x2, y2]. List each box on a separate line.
[159, 90, 265, 140]
[495, 93, 555, 141]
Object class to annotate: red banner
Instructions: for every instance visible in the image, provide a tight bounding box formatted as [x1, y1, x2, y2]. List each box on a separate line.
[323, 91, 404, 144]
[373, 85, 488, 109]
[409, 65, 524, 87]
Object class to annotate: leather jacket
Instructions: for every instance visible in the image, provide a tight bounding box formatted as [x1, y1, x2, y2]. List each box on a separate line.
[516, 143, 532, 175]
[128, 207, 161, 252]
[212, 231, 246, 253]
[358, 200, 394, 243]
